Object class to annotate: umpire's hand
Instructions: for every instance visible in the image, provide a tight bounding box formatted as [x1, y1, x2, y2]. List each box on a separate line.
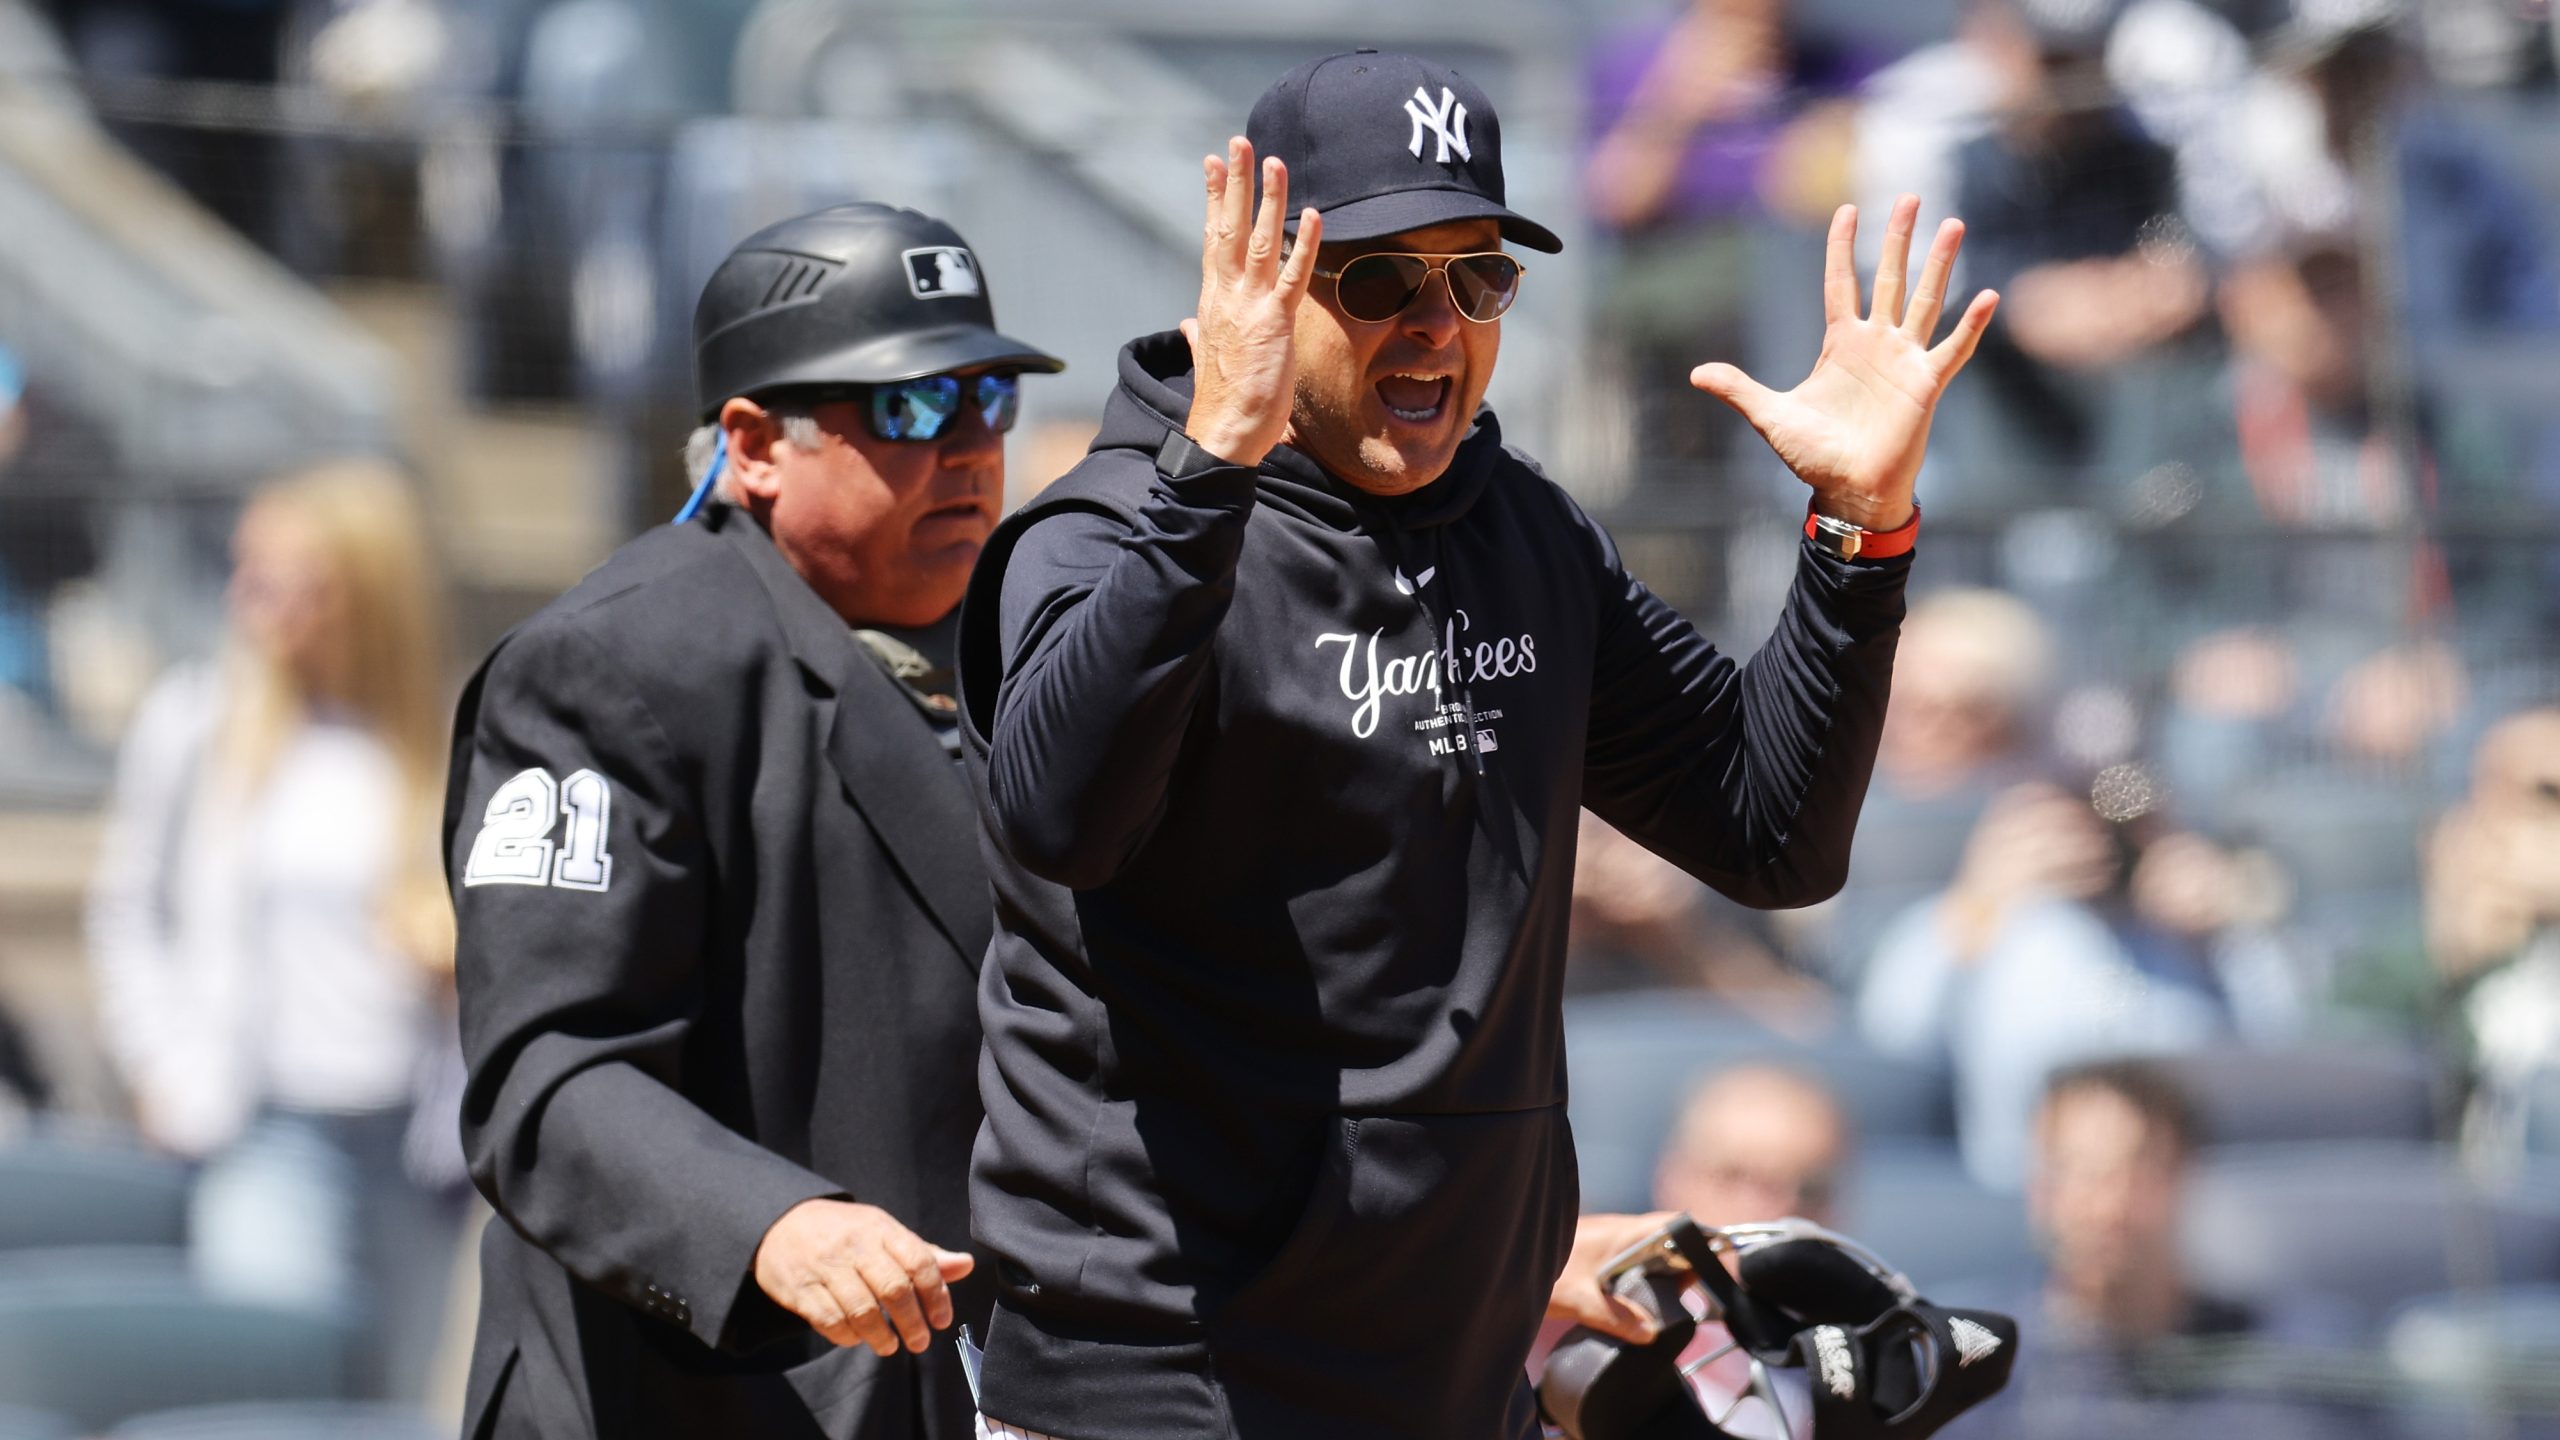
[754, 1199, 976, 1356]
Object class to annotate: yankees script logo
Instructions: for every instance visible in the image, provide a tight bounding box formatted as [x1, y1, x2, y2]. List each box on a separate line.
[1405, 86, 1471, 164]
[1315, 609, 1537, 740]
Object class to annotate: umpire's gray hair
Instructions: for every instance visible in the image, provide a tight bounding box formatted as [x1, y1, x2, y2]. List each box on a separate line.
[681, 407, 825, 504]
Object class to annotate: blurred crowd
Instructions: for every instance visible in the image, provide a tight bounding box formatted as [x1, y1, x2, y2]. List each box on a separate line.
[1571, 0, 2560, 1429]
[0, 0, 2556, 1434]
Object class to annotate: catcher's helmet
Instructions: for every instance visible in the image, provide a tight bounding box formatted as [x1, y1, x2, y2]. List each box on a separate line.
[691, 203, 1064, 419]
[1539, 1217, 2019, 1440]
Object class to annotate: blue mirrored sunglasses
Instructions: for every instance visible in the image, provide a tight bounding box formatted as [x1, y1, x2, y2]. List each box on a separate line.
[673, 371, 1024, 524]
[854, 371, 1022, 442]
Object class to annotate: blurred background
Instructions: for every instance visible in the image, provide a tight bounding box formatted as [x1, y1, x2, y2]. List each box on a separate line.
[0, 0, 2555, 1435]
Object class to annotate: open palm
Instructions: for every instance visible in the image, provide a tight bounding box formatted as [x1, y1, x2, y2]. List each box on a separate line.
[1693, 196, 1999, 528]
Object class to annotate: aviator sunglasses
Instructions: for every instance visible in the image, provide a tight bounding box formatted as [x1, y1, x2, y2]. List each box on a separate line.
[1312, 251, 1525, 324]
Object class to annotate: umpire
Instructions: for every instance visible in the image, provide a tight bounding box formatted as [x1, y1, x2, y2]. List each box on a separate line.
[445, 203, 1060, 1439]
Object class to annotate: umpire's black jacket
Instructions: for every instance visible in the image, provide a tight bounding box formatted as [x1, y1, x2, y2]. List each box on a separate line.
[444, 501, 989, 1440]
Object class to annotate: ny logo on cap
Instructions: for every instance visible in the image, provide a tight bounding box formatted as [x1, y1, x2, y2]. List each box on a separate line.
[903, 247, 982, 299]
[1404, 85, 1471, 164]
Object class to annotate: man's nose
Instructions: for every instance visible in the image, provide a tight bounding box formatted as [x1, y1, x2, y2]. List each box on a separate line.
[938, 407, 1006, 467]
[1399, 269, 1464, 348]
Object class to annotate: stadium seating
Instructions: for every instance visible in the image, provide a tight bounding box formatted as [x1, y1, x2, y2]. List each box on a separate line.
[1562, 991, 1955, 1213]
[2387, 1283, 2560, 1387]
[0, 1405, 73, 1440]
[2183, 1143, 2560, 1323]
[2164, 1043, 2444, 1148]
[0, 1133, 190, 1251]
[2384, 1284, 2560, 1440]
[1834, 1143, 2037, 1294]
[108, 1401, 444, 1440]
[2524, 1068, 2560, 1161]
[0, 1246, 351, 1432]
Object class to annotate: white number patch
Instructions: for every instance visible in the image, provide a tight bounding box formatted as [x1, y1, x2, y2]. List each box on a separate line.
[464, 766, 617, 892]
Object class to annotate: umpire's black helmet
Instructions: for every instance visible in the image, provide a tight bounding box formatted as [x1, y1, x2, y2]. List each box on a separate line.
[692, 203, 1064, 419]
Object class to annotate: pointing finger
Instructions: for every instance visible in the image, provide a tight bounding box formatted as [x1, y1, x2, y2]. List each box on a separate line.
[1903, 216, 1964, 341]
[1871, 193, 1919, 324]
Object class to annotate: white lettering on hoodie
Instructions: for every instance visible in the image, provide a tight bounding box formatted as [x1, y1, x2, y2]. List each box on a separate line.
[1315, 608, 1538, 740]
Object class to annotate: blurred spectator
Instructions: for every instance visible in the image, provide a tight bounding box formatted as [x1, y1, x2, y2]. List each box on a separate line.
[1875, 588, 2055, 804]
[1802, 587, 2053, 980]
[2155, 625, 2302, 807]
[1653, 1062, 1850, 1228]
[1534, 1066, 1851, 1439]
[1939, 0, 2218, 510]
[1969, 1058, 2361, 1438]
[1852, 0, 2254, 277]
[2034, 1062, 2224, 1349]
[1660, 1065, 1851, 1439]
[0, 343, 103, 731]
[2212, 0, 2559, 562]
[41, 0, 297, 252]
[84, 461, 465, 1401]
[0, 999, 47, 1138]
[2222, 1, 2556, 345]
[1583, 0, 1888, 487]
[2430, 707, 2560, 1164]
[2160, 626, 2472, 837]
[1586, 0, 1906, 235]
[1858, 771, 2312, 1185]
[1568, 810, 1831, 1028]
[0, 345, 38, 714]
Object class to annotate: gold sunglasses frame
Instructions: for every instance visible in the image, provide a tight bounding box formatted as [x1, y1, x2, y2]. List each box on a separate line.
[1307, 250, 1527, 324]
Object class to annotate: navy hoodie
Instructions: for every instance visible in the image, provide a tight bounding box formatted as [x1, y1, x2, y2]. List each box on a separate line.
[954, 332, 1910, 1440]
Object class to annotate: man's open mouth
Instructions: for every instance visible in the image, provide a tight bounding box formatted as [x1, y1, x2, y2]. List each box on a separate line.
[1376, 372, 1452, 425]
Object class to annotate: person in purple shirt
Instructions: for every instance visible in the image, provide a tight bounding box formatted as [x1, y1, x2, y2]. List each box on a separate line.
[1585, 0, 1899, 498]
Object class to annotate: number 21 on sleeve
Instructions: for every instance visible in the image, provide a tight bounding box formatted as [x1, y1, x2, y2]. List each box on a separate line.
[464, 766, 616, 892]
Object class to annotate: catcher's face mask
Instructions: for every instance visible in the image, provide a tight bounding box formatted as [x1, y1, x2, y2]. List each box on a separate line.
[1538, 1217, 2019, 1440]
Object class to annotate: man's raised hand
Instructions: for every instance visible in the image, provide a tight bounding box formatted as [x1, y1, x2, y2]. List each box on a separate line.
[1181, 137, 1322, 468]
[1690, 195, 1999, 532]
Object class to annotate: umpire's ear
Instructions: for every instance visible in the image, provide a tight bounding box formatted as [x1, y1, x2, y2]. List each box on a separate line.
[718, 397, 792, 507]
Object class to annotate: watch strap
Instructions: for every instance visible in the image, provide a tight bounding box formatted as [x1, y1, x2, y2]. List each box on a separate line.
[1805, 502, 1921, 561]
[1155, 429, 1226, 481]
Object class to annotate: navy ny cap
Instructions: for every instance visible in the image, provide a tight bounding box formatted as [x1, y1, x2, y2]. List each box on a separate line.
[1247, 50, 1562, 254]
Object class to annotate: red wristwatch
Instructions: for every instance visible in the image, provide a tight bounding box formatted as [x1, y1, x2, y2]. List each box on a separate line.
[1804, 501, 1920, 561]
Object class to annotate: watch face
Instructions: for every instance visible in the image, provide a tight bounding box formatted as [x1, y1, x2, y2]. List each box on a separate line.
[1813, 516, 1864, 558]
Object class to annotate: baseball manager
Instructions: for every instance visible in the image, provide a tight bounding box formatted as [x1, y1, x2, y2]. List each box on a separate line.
[445, 203, 1059, 1440]
[954, 51, 1997, 1440]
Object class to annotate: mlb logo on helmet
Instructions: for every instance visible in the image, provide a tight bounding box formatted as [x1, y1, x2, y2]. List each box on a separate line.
[903, 247, 982, 299]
